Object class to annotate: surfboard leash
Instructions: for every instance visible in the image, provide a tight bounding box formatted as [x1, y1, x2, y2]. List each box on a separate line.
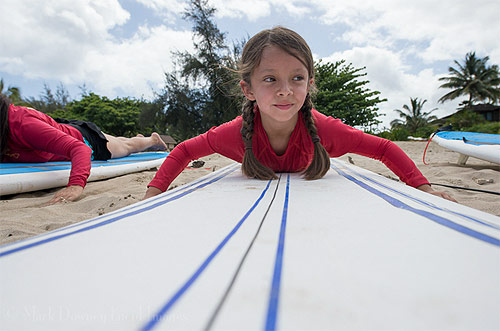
[423, 125, 453, 165]
[430, 183, 500, 196]
[422, 133, 436, 165]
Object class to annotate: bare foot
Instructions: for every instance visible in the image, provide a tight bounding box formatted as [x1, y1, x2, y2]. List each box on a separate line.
[151, 132, 167, 150]
[136, 134, 145, 137]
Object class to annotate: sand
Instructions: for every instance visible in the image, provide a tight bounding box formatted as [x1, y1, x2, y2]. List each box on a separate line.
[1, 141, 499, 245]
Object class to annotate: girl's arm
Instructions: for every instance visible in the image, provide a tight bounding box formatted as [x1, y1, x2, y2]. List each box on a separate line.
[20, 118, 92, 201]
[147, 134, 217, 193]
[144, 118, 244, 199]
[348, 136, 457, 202]
[314, 112, 456, 202]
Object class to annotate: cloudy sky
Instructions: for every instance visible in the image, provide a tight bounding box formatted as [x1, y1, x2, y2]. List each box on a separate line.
[1, 0, 499, 128]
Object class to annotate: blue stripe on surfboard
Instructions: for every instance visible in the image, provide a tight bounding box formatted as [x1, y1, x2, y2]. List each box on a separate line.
[0, 152, 168, 174]
[265, 174, 290, 331]
[203, 175, 283, 330]
[0, 163, 239, 252]
[0, 164, 237, 258]
[331, 159, 500, 231]
[141, 179, 275, 331]
[330, 163, 500, 247]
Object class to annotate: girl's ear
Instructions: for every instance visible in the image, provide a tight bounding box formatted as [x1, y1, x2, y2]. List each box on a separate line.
[308, 78, 314, 88]
[240, 80, 256, 101]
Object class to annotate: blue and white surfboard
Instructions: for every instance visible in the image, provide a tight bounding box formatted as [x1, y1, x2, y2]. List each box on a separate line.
[0, 160, 498, 330]
[433, 131, 500, 165]
[0, 152, 168, 195]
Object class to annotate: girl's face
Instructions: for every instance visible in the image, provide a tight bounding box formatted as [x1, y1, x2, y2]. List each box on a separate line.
[240, 45, 313, 129]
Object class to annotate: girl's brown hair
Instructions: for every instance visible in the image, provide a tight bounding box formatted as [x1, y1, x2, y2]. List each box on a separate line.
[239, 26, 330, 180]
[0, 94, 10, 159]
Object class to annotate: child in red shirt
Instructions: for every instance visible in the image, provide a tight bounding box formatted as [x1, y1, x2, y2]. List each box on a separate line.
[1, 96, 168, 203]
[143, 26, 454, 202]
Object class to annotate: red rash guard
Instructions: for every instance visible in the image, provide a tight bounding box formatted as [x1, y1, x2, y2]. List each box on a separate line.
[149, 109, 429, 192]
[3, 105, 92, 188]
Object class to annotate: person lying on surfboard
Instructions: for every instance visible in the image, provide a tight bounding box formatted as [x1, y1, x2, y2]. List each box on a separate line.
[144, 26, 455, 202]
[0, 94, 168, 204]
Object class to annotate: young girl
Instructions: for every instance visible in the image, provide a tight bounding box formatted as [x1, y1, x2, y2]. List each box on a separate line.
[144, 26, 455, 202]
[0, 94, 168, 203]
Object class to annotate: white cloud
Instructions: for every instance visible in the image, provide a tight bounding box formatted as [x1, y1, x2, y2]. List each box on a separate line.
[83, 26, 194, 98]
[208, 0, 312, 21]
[1, 0, 497, 116]
[321, 46, 460, 128]
[312, 0, 500, 64]
[135, 0, 186, 21]
[0, 0, 193, 98]
[0, 0, 129, 79]
[209, 0, 272, 21]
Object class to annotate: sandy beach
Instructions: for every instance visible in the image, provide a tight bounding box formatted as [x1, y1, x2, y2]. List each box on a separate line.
[1, 141, 499, 245]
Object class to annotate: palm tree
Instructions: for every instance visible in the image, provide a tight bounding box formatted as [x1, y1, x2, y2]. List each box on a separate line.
[391, 97, 437, 135]
[438, 52, 500, 107]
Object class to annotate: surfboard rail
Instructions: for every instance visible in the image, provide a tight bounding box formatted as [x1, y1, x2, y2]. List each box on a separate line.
[432, 131, 500, 165]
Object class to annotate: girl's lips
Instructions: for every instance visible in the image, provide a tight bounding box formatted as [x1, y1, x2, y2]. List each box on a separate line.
[274, 104, 293, 110]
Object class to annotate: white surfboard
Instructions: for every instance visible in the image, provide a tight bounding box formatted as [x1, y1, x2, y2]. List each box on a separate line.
[0, 152, 168, 196]
[432, 131, 500, 165]
[0, 160, 499, 330]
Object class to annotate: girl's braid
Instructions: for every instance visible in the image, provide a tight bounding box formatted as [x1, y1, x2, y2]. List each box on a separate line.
[240, 99, 277, 180]
[240, 99, 255, 149]
[301, 94, 331, 179]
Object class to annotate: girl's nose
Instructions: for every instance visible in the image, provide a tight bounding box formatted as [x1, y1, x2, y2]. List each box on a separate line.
[277, 82, 292, 96]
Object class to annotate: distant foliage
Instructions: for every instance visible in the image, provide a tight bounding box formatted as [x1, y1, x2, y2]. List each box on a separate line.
[25, 83, 71, 113]
[465, 121, 500, 134]
[447, 109, 485, 131]
[376, 127, 410, 141]
[52, 93, 142, 136]
[156, 0, 241, 141]
[0, 78, 28, 106]
[390, 97, 437, 136]
[439, 51, 500, 107]
[313, 59, 386, 129]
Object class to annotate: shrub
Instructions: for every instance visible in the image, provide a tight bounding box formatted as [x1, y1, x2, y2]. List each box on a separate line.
[465, 121, 500, 134]
[449, 110, 485, 130]
[375, 127, 409, 141]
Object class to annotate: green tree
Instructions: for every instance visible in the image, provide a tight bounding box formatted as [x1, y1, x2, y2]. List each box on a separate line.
[137, 99, 167, 136]
[313, 60, 386, 129]
[391, 97, 437, 135]
[25, 83, 72, 113]
[156, 73, 205, 140]
[53, 93, 142, 136]
[156, 0, 241, 141]
[438, 52, 500, 107]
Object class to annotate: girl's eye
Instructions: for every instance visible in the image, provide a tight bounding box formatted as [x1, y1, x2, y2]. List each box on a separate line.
[293, 75, 304, 81]
[264, 77, 275, 82]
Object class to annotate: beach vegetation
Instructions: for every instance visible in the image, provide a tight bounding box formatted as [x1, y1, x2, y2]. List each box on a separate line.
[445, 109, 499, 133]
[464, 121, 500, 134]
[390, 97, 437, 136]
[0, 79, 26, 106]
[313, 59, 386, 129]
[24, 83, 71, 113]
[51, 93, 142, 137]
[438, 52, 500, 108]
[155, 0, 241, 141]
[377, 127, 410, 141]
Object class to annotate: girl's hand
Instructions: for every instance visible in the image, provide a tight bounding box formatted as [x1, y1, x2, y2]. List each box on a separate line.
[49, 185, 84, 204]
[416, 184, 457, 202]
[143, 186, 163, 200]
